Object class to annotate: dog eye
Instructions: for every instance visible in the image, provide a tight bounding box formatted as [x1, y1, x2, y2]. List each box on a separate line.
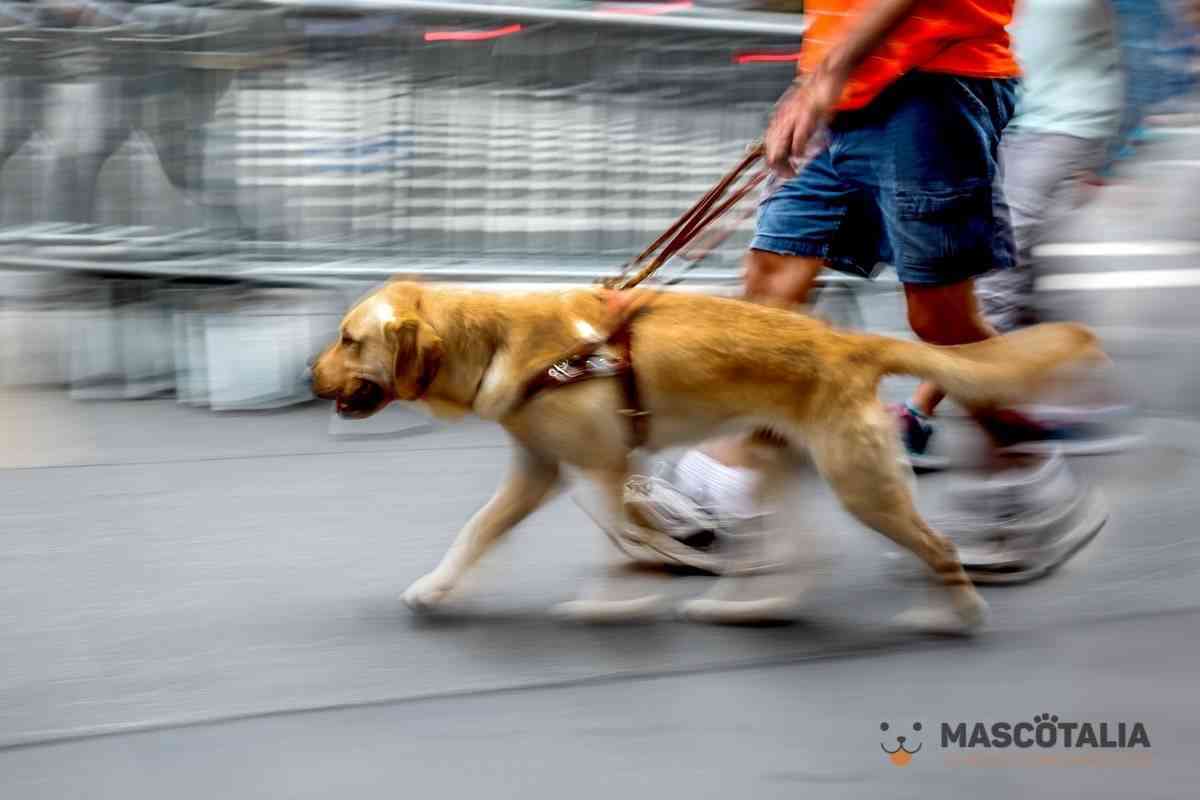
[341, 334, 355, 347]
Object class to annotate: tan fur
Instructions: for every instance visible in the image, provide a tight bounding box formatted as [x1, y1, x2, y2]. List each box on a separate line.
[312, 282, 1102, 625]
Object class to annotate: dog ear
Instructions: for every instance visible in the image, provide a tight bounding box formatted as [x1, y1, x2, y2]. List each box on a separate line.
[386, 317, 444, 401]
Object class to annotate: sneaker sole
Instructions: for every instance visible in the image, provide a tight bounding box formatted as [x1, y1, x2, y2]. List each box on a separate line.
[1005, 432, 1145, 458]
[886, 488, 1108, 586]
[901, 452, 951, 473]
[571, 491, 730, 575]
[604, 524, 730, 575]
[965, 488, 1109, 585]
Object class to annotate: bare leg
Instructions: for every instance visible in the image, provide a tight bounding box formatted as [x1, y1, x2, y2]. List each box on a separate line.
[900, 281, 992, 423]
[403, 447, 560, 610]
[742, 249, 825, 306]
[905, 280, 1050, 450]
[909, 382, 946, 417]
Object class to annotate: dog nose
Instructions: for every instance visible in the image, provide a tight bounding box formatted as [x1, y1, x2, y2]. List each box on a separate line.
[897, 736, 906, 744]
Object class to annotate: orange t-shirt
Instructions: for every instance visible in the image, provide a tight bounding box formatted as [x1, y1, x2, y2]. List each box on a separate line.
[800, 0, 1021, 110]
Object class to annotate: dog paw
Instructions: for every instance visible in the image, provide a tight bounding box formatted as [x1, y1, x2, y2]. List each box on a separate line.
[680, 595, 799, 626]
[403, 573, 455, 612]
[893, 597, 989, 636]
[553, 594, 666, 624]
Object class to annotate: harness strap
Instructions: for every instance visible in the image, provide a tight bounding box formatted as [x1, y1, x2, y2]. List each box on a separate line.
[517, 290, 652, 449]
[513, 143, 767, 446]
[607, 311, 650, 448]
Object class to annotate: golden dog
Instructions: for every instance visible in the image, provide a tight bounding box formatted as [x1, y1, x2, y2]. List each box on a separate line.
[311, 281, 1102, 631]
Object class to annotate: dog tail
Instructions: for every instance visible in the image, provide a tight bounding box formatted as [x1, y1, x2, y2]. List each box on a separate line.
[871, 322, 1106, 408]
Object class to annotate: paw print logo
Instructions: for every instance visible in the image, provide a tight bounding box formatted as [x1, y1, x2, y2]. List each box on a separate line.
[1034, 713, 1060, 725]
[880, 721, 923, 767]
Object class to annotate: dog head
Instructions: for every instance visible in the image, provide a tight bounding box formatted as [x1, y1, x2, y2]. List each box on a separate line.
[311, 283, 444, 419]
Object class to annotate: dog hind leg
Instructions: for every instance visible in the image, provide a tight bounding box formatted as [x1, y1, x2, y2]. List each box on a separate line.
[808, 402, 988, 634]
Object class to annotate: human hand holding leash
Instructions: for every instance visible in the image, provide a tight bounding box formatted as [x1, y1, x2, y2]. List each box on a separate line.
[765, 0, 922, 178]
[764, 69, 842, 178]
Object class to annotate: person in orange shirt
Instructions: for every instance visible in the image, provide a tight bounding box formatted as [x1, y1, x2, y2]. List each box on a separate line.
[752, 0, 1020, 295]
[623, 0, 1107, 621]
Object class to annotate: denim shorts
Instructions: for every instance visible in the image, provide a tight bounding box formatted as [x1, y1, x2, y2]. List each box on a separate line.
[751, 71, 1019, 286]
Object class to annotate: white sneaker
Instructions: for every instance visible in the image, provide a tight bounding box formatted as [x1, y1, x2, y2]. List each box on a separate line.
[939, 451, 1108, 584]
[619, 454, 774, 574]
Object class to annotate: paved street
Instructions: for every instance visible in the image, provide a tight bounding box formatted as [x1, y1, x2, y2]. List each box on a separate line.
[3, 42, 1200, 799]
[2, 336, 1200, 798]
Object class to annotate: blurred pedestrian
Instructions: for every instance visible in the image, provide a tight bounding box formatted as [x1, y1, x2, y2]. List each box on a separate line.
[0, 1, 49, 192]
[897, 0, 1131, 470]
[35, 1, 282, 236]
[622, 0, 1107, 609]
[1107, 0, 1198, 164]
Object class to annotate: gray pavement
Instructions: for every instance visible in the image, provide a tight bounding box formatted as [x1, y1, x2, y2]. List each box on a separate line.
[5, 608, 1198, 799]
[4, 96, 1200, 800]
[2, 387, 1200, 796]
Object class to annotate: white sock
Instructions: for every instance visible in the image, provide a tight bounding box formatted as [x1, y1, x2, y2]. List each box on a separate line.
[674, 450, 761, 519]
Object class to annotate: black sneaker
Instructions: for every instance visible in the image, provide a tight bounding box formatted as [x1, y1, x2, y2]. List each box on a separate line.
[889, 402, 950, 472]
[1005, 404, 1143, 457]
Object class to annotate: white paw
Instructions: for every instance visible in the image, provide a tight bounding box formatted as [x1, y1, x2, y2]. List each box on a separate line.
[893, 596, 989, 636]
[403, 572, 455, 612]
[680, 595, 799, 625]
[553, 594, 666, 624]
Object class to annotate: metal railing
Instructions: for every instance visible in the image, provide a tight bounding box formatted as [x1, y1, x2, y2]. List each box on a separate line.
[0, 0, 821, 286]
[0, 3, 895, 406]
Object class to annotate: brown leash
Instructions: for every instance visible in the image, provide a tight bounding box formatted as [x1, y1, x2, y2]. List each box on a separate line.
[605, 141, 767, 291]
[519, 143, 768, 448]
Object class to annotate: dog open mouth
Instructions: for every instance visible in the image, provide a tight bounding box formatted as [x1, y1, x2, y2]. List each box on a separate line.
[336, 378, 386, 418]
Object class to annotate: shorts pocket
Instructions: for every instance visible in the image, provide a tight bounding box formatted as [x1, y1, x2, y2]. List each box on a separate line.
[895, 184, 990, 221]
[890, 183, 997, 269]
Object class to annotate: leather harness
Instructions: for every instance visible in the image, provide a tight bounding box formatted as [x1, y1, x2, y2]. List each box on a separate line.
[512, 143, 769, 450]
[517, 291, 652, 449]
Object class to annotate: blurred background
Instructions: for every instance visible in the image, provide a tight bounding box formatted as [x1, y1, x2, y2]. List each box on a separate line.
[2, 1, 1200, 796]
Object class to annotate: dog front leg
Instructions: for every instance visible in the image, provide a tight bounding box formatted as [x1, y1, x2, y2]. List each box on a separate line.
[403, 448, 560, 611]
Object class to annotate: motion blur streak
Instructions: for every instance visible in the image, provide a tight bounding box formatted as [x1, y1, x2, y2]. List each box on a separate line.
[595, 1, 696, 15]
[1, 1, 1199, 798]
[733, 49, 802, 63]
[423, 23, 525, 41]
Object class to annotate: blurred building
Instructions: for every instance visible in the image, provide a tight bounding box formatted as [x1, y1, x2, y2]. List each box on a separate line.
[0, 1, 807, 407]
[0, 0, 1195, 410]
